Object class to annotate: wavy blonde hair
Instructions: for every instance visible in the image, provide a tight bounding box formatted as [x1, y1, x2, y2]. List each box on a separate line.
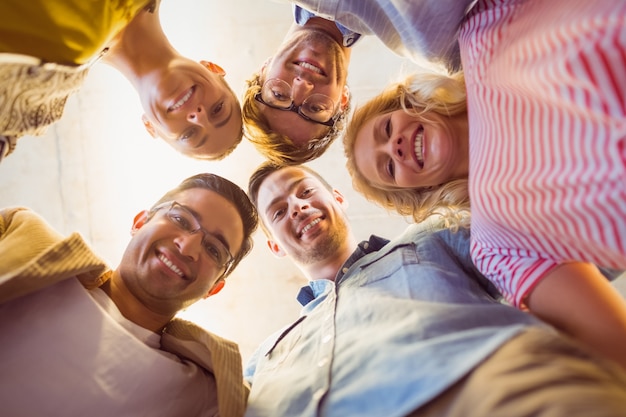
[344, 70, 470, 226]
[242, 72, 351, 165]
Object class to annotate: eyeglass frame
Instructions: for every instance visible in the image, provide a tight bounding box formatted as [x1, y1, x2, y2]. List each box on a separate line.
[254, 79, 341, 128]
[149, 201, 235, 274]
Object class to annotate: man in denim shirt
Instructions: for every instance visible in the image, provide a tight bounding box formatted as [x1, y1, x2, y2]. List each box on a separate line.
[244, 162, 626, 417]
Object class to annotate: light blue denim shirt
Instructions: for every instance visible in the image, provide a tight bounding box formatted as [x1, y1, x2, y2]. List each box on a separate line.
[294, 5, 361, 47]
[291, 0, 477, 71]
[244, 220, 547, 417]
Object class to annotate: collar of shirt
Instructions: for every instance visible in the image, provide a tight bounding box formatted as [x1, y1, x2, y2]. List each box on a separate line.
[293, 5, 362, 47]
[296, 235, 389, 306]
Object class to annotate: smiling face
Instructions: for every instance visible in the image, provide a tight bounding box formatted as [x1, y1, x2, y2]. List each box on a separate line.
[258, 22, 349, 147]
[353, 108, 470, 189]
[118, 188, 245, 315]
[141, 58, 242, 159]
[256, 166, 349, 266]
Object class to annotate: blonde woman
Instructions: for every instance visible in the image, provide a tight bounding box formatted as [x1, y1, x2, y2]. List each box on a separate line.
[344, 61, 626, 370]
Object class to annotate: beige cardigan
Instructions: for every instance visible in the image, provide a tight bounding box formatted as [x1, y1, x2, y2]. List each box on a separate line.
[0, 207, 248, 417]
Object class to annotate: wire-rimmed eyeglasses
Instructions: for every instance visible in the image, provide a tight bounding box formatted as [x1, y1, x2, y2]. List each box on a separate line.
[254, 78, 340, 127]
[151, 201, 234, 272]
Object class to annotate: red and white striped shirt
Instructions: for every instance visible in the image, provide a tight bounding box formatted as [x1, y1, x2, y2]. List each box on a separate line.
[461, 0, 626, 307]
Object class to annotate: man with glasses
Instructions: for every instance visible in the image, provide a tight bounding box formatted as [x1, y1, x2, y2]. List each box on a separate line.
[242, 6, 359, 164]
[0, 173, 258, 417]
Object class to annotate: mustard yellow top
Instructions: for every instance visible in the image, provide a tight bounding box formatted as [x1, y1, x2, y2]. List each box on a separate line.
[0, 0, 150, 65]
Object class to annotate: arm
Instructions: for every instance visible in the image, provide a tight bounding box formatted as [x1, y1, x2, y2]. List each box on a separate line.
[526, 261, 626, 370]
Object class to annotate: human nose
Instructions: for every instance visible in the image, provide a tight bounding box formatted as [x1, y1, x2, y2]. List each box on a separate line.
[175, 231, 203, 261]
[390, 136, 407, 161]
[187, 106, 208, 125]
[290, 198, 310, 219]
[291, 77, 313, 104]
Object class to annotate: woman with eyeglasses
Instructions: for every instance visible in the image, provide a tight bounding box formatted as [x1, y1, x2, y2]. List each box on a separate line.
[343, 0, 626, 371]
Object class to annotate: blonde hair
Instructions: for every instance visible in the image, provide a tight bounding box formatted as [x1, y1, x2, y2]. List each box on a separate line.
[242, 72, 350, 165]
[344, 70, 470, 226]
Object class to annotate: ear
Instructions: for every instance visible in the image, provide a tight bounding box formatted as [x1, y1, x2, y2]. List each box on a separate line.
[131, 210, 149, 235]
[333, 189, 348, 209]
[267, 239, 286, 258]
[141, 115, 157, 138]
[200, 60, 226, 77]
[340, 85, 350, 110]
[205, 280, 225, 298]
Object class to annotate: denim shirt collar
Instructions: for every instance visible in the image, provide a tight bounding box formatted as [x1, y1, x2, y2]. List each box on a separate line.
[296, 235, 389, 306]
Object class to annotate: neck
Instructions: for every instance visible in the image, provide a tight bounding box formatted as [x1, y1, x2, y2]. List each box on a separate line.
[101, 4, 177, 90]
[301, 235, 359, 282]
[101, 272, 173, 333]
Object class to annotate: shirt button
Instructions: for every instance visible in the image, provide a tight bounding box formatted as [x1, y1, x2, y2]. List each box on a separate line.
[317, 357, 329, 367]
[342, 267, 349, 274]
[322, 334, 332, 343]
[363, 242, 369, 249]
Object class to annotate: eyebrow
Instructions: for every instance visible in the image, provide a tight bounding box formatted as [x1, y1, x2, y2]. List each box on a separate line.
[264, 177, 307, 218]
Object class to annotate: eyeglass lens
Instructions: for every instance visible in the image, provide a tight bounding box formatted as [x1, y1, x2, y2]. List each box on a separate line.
[166, 204, 232, 267]
[261, 79, 335, 123]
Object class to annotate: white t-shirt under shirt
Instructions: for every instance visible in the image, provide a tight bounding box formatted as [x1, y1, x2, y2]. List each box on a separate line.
[0, 277, 218, 417]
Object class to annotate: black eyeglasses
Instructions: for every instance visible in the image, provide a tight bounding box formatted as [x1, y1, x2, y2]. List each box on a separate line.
[254, 78, 339, 127]
[151, 201, 234, 271]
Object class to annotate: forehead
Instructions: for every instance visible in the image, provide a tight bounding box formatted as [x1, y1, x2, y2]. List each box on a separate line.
[172, 188, 245, 253]
[257, 168, 318, 206]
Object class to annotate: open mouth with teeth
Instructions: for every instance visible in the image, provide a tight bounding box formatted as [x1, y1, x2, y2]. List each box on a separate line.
[168, 86, 196, 112]
[158, 253, 186, 279]
[295, 61, 326, 77]
[414, 125, 425, 169]
[299, 217, 322, 237]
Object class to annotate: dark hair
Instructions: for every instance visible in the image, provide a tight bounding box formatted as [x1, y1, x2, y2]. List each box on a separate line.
[152, 173, 258, 278]
[247, 162, 332, 236]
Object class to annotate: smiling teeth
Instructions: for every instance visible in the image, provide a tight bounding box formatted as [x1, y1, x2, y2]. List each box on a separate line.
[158, 254, 183, 277]
[297, 62, 322, 74]
[414, 126, 424, 167]
[301, 218, 321, 235]
[169, 87, 194, 111]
